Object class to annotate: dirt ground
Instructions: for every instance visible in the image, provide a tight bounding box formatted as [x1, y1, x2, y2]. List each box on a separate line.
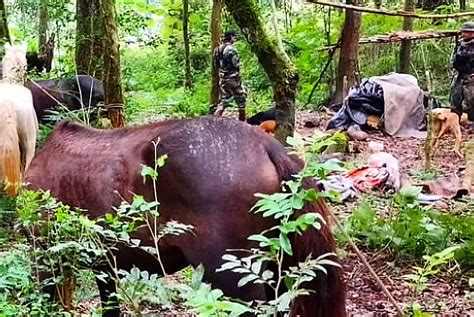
[294, 109, 474, 316]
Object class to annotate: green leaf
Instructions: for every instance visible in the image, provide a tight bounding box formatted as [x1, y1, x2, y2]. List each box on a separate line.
[279, 233, 293, 256]
[140, 165, 157, 181]
[276, 291, 292, 312]
[191, 264, 205, 290]
[237, 274, 258, 287]
[156, 154, 168, 168]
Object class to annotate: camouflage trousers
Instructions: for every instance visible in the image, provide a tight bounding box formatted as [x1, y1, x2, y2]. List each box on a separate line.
[450, 76, 474, 121]
[218, 76, 247, 109]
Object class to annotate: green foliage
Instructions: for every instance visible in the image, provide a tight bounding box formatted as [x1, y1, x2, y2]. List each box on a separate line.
[117, 267, 178, 312]
[0, 245, 64, 316]
[410, 169, 443, 182]
[410, 303, 434, 317]
[340, 188, 474, 265]
[6, 143, 195, 315]
[36, 123, 55, 148]
[403, 245, 461, 292]
[177, 265, 252, 317]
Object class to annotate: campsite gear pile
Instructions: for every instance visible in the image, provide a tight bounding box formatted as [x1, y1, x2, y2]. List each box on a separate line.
[327, 73, 429, 138]
[319, 149, 473, 204]
[319, 152, 401, 201]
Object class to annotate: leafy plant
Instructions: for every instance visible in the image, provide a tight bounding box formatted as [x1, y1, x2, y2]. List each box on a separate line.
[0, 245, 64, 316]
[177, 265, 251, 317]
[410, 303, 434, 317]
[117, 267, 177, 313]
[403, 245, 461, 293]
[410, 169, 443, 182]
[340, 189, 473, 263]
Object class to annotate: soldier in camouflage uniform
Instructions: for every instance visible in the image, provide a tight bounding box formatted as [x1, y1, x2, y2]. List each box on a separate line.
[213, 31, 247, 121]
[450, 22, 474, 121]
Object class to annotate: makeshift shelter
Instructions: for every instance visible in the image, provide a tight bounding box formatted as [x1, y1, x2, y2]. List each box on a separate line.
[327, 72, 428, 138]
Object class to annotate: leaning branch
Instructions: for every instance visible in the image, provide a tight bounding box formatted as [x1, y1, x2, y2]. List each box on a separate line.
[307, 0, 474, 19]
[318, 30, 459, 50]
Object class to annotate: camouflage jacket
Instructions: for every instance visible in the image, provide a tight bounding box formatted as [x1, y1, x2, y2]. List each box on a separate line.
[452, 39, 474, 78]
[214, 42, 241, 78]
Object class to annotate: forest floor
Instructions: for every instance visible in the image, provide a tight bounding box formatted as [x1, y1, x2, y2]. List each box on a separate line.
[294, 109, 474, 316]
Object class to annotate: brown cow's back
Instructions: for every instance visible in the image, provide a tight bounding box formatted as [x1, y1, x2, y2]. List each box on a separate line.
[24, 116, 346, 317]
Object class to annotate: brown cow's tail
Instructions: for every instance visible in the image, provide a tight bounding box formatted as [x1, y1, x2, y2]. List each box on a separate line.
[264, 139, 346, 317]
[0, 115, 21, 196]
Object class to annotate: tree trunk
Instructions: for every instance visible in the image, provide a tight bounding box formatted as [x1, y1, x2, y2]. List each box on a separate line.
[75, 0, 104, 80]
[460, 0, 466, 11]
[183, 0, 192, 89]
[75, 0, 93, 74]
[210, 0, 223, 111]
[38, 0, 48, 55]
[0, 0, 10, 55]
[270, 0, 291, 65]
[91, 0, 105, 81]
[103, 0, 125, 128]
[223, 0, 299, 144]
[399, 0, 415, 74]
[334, 0, 361, 104]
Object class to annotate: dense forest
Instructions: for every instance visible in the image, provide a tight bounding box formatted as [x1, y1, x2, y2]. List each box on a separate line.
[0, 0, 473, 315]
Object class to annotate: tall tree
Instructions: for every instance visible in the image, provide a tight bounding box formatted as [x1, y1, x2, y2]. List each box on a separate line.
[223, 0, 298, 143]
[0, 0, 10, 54]
[210, 0, 223, 110]
[183, 0, 192, 89]
[37, 0, 54, 72]
[75, 0, 93, 75]
[334, 0, 361, 104]
[399, 0, 415, 74]
[38, 0, 48, 55]
[91, 0, 105, 80]
[75, 0, 104, 79]
[103, 0, 124, 127]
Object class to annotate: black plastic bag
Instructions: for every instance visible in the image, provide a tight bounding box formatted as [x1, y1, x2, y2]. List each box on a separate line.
[326, 104, 352, 130]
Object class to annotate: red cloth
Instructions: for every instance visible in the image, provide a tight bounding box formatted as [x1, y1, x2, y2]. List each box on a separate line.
[345, 166, 390, 192]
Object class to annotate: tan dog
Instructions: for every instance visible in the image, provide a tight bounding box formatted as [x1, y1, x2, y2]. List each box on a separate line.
[431, 108, 468, 158]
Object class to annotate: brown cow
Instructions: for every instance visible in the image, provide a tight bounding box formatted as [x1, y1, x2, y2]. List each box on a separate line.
[25, 116, 346, 317]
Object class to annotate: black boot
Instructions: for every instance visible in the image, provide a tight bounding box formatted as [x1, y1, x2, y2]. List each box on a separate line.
[238, 108, 246, 122]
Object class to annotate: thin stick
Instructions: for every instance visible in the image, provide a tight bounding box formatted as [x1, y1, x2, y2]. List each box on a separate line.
[304, 39, 340, 107]
[308, 0, 474, 19]
[326, 207, 405, 316]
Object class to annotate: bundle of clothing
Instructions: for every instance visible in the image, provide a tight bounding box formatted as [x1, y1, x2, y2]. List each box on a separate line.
[319, 152, 401, 202]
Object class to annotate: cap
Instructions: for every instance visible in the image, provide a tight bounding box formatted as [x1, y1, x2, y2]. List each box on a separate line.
[461, 22, 474, 32]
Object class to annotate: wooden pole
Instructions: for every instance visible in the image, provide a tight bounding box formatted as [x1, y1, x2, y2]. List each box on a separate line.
[307, 0, 474, 19]
[319, 30, 459, 50]
[399, 0, 415, 74]
[462, 141, 474, 190]
[424, 70, 433, 170]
